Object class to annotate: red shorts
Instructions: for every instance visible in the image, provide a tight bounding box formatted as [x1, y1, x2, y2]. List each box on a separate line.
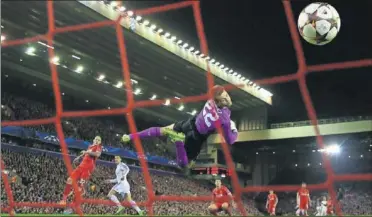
[327, 209, 334, 215]
[214, 202, 229, 211]
[70, 166, 93, 184]
[267, 205, 276, 214]
[299, 201, 309, 210]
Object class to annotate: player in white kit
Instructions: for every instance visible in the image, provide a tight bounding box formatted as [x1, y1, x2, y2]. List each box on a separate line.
[105, 156, 144, 215]
[315, 196, 327, 216]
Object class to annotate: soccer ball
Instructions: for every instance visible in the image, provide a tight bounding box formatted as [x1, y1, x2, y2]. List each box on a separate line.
[298, 2, 341, 45]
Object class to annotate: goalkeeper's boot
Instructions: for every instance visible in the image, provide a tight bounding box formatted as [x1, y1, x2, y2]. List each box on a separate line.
[121, 134, 130, 143]
[115, 206, 125, 214]
[182, 160, 195, 177]
[163, 128, 185, 143]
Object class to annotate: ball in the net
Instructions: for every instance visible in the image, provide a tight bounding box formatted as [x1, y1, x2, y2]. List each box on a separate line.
[298, 2, 341, 45]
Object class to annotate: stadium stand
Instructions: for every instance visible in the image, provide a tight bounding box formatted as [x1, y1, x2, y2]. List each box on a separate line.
[2, 140, 371, 215]
[1, 94, 371, 215]
[2, 54, 372, 216]
[1, 92, 174, 161]
[1, 144, 262, 215]
[2, 0, 372, 216]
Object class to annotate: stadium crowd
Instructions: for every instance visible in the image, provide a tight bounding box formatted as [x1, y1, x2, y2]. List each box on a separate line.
[266, 187, 372, 216]
[2, 139, 372, 216]
[2, 93, 372, 215]
[1, 92, 174, 160]
[1, 148, 261, 215]
[339, 188, 372, 215]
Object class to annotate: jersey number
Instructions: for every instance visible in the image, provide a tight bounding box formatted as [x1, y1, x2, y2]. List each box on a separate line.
[202, 101, 218, 127]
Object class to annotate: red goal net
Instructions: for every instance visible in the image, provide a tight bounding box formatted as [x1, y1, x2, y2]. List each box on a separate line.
[1, 1, 372, 216]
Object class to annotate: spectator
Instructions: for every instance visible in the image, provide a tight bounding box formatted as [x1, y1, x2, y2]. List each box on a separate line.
[1, 92, 173, 159]
[1, 148, 261, 215]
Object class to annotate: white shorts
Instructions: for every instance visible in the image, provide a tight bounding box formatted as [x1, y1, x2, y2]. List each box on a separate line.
[111, 180, 130, 195]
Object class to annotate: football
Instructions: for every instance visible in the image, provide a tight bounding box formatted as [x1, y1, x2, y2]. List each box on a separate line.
[297, 2, 341, 45]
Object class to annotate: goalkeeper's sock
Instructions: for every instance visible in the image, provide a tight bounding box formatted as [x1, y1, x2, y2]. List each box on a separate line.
[109, 195, 122, 208]
[62, 184, 72, 200]
[129, 127, 161, 140]
[129, 200, 141, 213]
[175, 141, 188, 167]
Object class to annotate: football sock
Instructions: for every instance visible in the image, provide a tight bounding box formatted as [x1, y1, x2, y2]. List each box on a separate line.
[109, 195, 122, 208]
[62, 184, 72, 200]
[129, 200, 141, 213]
[129, 127, 161, 140]
[296, 209, 301, 216]
[175, 141, 188, 167]
[210, 210, 218, 216]
[225, 208, 232, 216]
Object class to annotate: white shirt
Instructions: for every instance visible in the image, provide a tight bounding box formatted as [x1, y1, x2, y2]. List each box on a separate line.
[321, 200, 327, 207]
[110, 162, 129, 183]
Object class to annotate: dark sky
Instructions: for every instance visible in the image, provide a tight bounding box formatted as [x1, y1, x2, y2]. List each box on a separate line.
[125, 0, 372, 122]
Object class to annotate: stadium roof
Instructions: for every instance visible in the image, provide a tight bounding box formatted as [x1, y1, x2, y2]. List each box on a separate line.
[1, 1, 272, 124]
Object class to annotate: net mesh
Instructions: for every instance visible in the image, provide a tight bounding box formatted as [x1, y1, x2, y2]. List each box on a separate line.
[1, 1, 372, 216]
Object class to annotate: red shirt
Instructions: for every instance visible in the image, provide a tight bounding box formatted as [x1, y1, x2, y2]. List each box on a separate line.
[212, 186, 232, 203]
[298, 188, 310, 203]
[267, 193, 278, 206]
[327, 199, 333, 211]
[79, 144, 102, 169]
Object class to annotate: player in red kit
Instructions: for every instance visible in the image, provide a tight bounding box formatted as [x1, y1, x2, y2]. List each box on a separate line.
[208, 179, 236, 216]
[327, 195, 334, 215]
[59, 136, 102, 205]
[266, 190, 278, 216]
[296, 182, 311, 216]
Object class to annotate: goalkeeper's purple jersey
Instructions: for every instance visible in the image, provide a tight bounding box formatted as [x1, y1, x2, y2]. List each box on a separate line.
[195, 100, 237, 145]
[195, 100, 222, 135]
